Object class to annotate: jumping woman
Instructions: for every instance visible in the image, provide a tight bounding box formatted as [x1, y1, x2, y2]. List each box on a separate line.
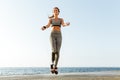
[41, 7, 70, 74]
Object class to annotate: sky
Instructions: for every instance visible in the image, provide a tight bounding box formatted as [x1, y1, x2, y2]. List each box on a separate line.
[0, 0, 120, 67]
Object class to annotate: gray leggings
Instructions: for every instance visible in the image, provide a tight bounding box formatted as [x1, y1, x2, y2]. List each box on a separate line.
[50, 31, 62, 67]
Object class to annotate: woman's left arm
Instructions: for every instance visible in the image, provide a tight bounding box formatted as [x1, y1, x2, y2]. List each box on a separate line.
[41, 19, 52, 31]
[61, 18, 70, 27]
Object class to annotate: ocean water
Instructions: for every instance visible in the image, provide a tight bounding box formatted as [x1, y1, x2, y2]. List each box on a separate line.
[0, 67, 120, 76]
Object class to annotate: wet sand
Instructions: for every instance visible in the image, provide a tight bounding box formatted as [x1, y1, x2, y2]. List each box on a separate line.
[0, 71, 120, 80]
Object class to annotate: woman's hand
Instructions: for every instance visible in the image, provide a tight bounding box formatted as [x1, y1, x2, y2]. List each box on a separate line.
[41, 26, 46, 31]
[66, 22, 70, 26]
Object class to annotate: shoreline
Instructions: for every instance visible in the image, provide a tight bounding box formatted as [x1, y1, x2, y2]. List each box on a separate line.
[0, 71, 120, 80]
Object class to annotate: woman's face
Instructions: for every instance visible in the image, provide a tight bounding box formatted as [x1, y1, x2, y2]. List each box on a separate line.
[53, 8, 59, 15]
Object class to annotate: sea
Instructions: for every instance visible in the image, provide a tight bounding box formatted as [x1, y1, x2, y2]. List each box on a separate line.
[0, 67, 120, 76]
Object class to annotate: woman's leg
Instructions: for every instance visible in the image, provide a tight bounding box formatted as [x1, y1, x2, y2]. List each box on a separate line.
[50, 32, 57, 65]
[54, 33, 62, 68]
[54, 52, 59, 67]
[52, 52, 55, 64]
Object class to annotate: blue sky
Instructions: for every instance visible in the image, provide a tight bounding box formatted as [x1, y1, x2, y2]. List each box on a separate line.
[0, 0, 120, 67]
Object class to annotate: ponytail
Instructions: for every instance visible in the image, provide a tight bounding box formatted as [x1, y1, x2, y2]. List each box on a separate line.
[48, 14, 54, 19]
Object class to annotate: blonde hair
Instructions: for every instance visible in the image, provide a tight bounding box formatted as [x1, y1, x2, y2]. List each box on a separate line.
[49, 7, 60, 19]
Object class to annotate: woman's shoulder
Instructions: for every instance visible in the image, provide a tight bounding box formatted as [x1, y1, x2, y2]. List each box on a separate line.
[49, 18, 63, 20]
[58, 18, 64, 22]
[58, 18, 63, 20]
[48, 18, 53, 22]
[48, 18, 63, 22]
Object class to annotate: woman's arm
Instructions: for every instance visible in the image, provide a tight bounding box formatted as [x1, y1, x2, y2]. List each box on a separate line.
[41, 19, 51, 30]
[61, 18, 70, 27]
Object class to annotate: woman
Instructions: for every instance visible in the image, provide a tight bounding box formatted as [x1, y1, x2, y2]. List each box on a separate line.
[41, 7, 70, 74]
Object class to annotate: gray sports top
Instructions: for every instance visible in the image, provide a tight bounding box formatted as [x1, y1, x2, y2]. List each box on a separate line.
[51, 18, 61, 27]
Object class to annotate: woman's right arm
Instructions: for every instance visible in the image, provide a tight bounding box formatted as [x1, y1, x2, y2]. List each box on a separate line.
[41, 19, 51, 31]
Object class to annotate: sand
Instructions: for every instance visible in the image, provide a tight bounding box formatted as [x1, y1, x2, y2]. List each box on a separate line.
[0, 71, 120, 80]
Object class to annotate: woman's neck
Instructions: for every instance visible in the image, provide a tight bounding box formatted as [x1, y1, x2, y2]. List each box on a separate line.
[54, 15, 58, 19]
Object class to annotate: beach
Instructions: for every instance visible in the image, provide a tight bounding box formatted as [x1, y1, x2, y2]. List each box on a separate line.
[0, 71, 120, 80]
